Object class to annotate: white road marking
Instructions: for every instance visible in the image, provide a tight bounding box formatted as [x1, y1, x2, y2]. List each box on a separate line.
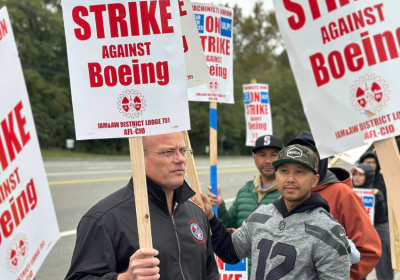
[46, 164, 255, 177]
[59, 197, 236, 238]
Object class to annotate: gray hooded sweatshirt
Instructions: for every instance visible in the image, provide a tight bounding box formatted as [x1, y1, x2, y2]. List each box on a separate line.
[210, 193, 350, 280]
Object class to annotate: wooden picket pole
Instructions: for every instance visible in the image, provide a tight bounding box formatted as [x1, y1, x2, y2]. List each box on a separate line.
[373, 137, 400, 270]
[210, 102, 218, 215]
[129, 137, 153, 249]
[182, 131, 205, 211]
[365, 111, 400, 270]
[328, 156, 340, 168]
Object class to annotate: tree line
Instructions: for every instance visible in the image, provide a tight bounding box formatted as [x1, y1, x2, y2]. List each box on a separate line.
[2, 0, 310, 155]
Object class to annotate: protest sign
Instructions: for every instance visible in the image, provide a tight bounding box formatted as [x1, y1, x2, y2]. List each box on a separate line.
[0, 7, 60, 279]
[354, 188, 375, 224]
[273, 0, 400, 158]
[62, 0, 190, 140]
[216, 256, 248, 280]
[243, 83, 273, 146]
[335, 144, 371, 165]
[179, 0, 210, 88]
[188, 3, 234, 103]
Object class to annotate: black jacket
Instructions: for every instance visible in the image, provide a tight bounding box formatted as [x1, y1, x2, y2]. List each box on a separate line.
[353, 163, 386, 225]
[359, 152, 388, 224]
[65, 177, 218, 280]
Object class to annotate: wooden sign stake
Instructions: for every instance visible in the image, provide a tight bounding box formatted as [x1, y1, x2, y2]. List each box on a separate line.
[328, 156, 340, 168]
[210, 102, 218, 215]
[129, 137, 153, 249]
[365, 111, 400, 270]
[182, 131, 205, 211]
[373, 137, 400, 270]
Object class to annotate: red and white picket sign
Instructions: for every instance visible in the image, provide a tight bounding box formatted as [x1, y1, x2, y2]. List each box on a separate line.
[188, 3, 234, 103]
[179, 0, 210, 88]
[0, 7, 60, 280]
[273, 0, 400, 158]
[62, 0, 190, 140]
[243, 84, 273, 146]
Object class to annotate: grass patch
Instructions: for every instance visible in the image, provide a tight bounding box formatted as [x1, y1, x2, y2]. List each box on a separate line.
[41, 149, 129, 158]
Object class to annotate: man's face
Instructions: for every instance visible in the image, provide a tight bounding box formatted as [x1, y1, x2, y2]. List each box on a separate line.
[276, 162, 319, 203]
[352, 171, 366, 187]
[362, 158, 377, 171]
[144, 132, 186, 192]
[253, 148, 280, 178]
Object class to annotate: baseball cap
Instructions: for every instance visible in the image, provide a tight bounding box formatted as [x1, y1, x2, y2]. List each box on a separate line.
[252, 135, 284, 154]
[272, 144, 318, 174]
[350, 165, 366, 174]
[287, 131, 316, 150]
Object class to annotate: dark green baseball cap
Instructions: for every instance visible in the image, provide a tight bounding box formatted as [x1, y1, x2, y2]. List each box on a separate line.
[272, 144, 318, 174]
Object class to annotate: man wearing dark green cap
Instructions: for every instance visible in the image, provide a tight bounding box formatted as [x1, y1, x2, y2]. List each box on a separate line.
[202, 144, 351, 280]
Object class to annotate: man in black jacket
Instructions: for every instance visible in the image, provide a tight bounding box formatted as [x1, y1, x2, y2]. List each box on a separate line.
[359, 151, 393, 280]
[65, 132, 219, 280]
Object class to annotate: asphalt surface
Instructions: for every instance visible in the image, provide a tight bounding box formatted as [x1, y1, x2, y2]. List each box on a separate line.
[35, 157, 399, 280]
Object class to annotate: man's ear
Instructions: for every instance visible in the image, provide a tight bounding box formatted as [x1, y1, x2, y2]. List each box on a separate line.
[312, 174, 320, 188]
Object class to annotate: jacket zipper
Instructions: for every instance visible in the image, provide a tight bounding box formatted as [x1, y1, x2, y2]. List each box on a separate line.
[171, 204, 186, 280]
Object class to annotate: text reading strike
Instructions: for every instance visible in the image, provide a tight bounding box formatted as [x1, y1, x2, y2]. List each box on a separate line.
[72, 1, 175, 40]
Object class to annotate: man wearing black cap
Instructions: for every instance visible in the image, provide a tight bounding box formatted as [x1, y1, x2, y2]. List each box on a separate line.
[207, 135, 284, 275]
[287, 131, 381, 280]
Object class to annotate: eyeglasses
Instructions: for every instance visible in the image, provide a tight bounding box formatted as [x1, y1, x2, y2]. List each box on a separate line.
[144, 149, 193, 159]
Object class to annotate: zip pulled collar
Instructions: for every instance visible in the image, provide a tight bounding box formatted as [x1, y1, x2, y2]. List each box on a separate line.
[273, 193, 330, 218]
[127, 177, 196, 210]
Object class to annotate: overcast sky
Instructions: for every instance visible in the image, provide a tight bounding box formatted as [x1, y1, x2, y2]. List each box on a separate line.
[193, 0, 275, 15]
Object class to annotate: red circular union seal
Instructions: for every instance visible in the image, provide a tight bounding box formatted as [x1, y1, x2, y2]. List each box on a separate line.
[117, 89, 147, 119]
[207, 78, 219, 93]
[350, 74, 390, 114]
[6, 233, 29, 273]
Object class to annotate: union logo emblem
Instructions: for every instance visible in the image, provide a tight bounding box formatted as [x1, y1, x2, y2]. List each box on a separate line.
[350, 74, 390, 114]
[6, 233, 29, 273]
[117, 89, 147, 118]
[207, 78, 219, 93]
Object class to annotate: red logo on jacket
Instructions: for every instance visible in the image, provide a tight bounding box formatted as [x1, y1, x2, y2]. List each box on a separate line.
[188, 220, 205, 245]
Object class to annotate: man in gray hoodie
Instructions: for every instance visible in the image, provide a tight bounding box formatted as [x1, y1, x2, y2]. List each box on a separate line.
[202, 144, 351, 279]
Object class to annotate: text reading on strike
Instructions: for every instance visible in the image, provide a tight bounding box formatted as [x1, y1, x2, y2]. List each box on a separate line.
[72, 1, 175, 40]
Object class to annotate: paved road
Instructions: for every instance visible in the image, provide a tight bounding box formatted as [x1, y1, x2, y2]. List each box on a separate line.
[35, 157, 398, 280]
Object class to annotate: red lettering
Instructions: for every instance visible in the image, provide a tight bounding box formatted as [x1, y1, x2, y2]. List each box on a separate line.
[344, 43, 364, 72]
[283, 0, 306, 30]
[159, 0, 174, 33]
[128, 2, 140, 36]
[0, 137, 8, 171]
[89, 5, 107, 39]
[108, 3, 129, 38]
[118, 65, 133, 86]
[179, 0, 187, 17]
[374, 31, 399, 62]
[72, 6, 91, 40]
[328, 51, 345, 79]
[1, 111, 22, 162]
[140, 1, 161, 35]
[104, 66, 118, 86]
[14, 101, 30, 146]
[0, 211, 13, 238]
[88, 63, 104, 87]
[309, 53, 330, 87]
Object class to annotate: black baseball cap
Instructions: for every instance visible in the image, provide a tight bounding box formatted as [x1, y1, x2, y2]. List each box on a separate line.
[252, 135, 284, 154]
